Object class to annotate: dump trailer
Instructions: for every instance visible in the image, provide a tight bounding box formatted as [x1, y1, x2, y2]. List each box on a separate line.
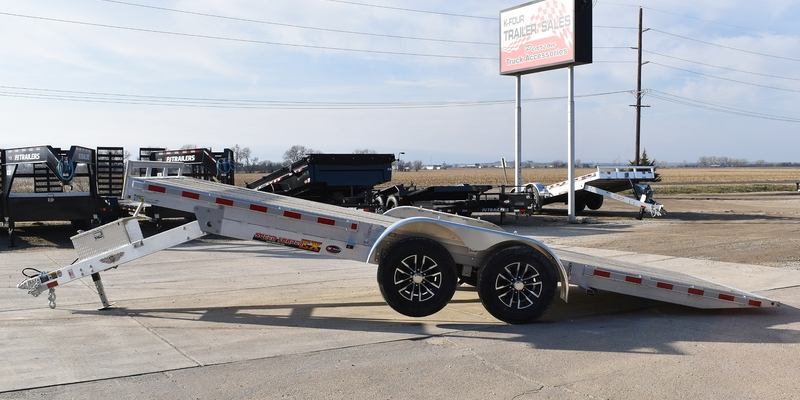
[1, 145, 124, 246]
[246, 153, 534, 220]
[522, 166, 665, 219]
[246, 153, 395, 211]
[17, 161, 778, 324]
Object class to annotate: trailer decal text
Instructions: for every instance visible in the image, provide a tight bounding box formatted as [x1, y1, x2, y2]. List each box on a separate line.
[253, 233, 321, 253]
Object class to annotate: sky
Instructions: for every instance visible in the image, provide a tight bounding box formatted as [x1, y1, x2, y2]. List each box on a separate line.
[1, 0, 798, 166]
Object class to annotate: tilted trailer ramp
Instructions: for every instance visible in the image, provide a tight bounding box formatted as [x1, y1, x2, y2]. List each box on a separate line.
[17, 161, 778, 324]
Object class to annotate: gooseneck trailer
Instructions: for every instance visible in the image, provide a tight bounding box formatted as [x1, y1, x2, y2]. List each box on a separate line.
[17, 161, 778, 324]
[1, 145, 124, 246]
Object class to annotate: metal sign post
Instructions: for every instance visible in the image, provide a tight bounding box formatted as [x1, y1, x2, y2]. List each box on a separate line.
[567, 66, 576, 221]
[515, 75, 522, 189]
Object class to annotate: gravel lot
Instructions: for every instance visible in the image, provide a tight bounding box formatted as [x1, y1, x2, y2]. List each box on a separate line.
[483, 192, 800, 270]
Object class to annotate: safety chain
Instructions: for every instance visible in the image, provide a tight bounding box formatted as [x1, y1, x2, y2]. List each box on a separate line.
[48, 289, 57, 309]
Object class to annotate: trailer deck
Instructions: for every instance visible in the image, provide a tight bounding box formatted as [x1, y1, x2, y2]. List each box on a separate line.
[17, 161, 779, 324]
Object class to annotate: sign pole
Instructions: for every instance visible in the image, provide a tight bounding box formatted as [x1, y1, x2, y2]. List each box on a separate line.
[515, 74, 522, 189]
[567, 66, 576, 221]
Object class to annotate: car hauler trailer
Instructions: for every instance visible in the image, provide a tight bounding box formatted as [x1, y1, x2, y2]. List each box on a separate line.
[522, 166, 665, 219]
[17, 161, 778, 324]
[246, 153, 394, 211]
[1, 145, 124, 247]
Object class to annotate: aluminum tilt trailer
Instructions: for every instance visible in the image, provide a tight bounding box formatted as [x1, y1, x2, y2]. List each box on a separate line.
[17, 161, 778, 324]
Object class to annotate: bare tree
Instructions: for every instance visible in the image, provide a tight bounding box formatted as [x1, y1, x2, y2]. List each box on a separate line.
[283, 145, 318, 164]
[412, 160, 424, 171]
[353, 148, 377, 154]
[181, 144, 198, 150]
[231, 144, 251, 172]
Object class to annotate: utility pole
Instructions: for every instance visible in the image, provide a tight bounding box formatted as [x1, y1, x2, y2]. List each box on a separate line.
[629, 6, 650, 166]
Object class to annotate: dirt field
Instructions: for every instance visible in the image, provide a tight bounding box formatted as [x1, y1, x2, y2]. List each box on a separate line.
[3, 168, 799, 272]
[238, 167, 800, 188]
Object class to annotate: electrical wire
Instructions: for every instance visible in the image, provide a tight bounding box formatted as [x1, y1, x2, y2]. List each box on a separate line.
[648, 90, 800, 123]
[642, 6, 800, 39]
[650, 29, 800, 63]
[0, 11, 496, 60]
[0, 85, 628, 109]
[644, 51, 800, 82]
[97, 0, 496, 46]
[649, 62, 800, 93]
[320, 0, 497, 20]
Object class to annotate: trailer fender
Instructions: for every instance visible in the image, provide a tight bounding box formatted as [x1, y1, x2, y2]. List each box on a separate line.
[367, 216, 568, 302]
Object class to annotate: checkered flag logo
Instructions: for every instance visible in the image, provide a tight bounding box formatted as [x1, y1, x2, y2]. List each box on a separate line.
[502, 0, 573, 53]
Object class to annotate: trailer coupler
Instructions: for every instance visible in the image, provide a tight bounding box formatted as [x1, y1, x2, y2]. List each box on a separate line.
[17, 270, 114, 309]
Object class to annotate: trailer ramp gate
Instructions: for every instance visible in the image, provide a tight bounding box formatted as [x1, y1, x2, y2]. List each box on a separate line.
[557, 249, 778, 309]
[17, 161, 779, 323]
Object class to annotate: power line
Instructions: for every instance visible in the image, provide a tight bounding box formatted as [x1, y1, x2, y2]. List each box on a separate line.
[649, 62, 800, 93]
[0, 85, 627, 109]
[320, 0, 497, 20]
[649, 90, 800, 122]
[97, 0, 496, 46]
[642, 6, 800, 39]
[645, 51, 800, 82]
[0, 11, 496, 60]
[650, 29, 800, 62]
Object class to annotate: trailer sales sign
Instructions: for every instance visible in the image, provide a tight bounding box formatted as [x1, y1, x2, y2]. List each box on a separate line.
[500, 0, 592, 75]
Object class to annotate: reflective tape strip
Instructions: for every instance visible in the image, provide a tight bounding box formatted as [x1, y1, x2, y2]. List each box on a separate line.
[142, 182, 358, 231]
[584, 266, 765, 308]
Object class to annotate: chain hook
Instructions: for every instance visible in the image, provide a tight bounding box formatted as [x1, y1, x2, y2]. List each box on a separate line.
[48, 288, 56, 309]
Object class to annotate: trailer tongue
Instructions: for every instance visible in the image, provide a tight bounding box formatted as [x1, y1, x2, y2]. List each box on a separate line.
[17, 161, 778, 323]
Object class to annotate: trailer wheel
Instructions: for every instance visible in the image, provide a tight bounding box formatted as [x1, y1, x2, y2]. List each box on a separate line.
[573, 196, 586, 214]
[524, 184, 541, 212]
[377, 237, 457, 318]
[585, 193, 603, 210]
[375, 196, 386, 213]
[386, 195, 400, 210]
[477, 246, 557, 324]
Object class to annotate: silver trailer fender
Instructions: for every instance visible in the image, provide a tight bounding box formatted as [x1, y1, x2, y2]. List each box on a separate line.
[368, 212, 569, 302]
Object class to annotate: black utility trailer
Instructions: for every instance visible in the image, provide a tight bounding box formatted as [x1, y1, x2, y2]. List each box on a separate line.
[1, 145, 124, 246]
[374, 184, 534, 223]
[246, 153, 395, 211]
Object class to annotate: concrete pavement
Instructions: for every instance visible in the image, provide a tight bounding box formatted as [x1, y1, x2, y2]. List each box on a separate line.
[1, 236, 799, 399]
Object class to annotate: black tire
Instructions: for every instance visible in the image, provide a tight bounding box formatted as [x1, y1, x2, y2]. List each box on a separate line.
[477, 246, 557, 324]
[375, 196, 386, 213]
[573, 196, 586, 214]
[585, 193, 604, 210]
[377, 237, 458, 318]
[386, 195, 400, 210]
[524, 184, 541, 212]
